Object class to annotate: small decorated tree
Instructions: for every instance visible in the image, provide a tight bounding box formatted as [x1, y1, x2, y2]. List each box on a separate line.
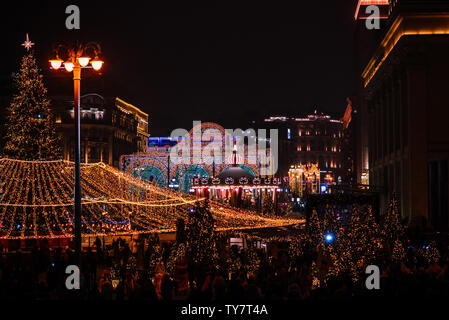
[289, 234, 306, 267]
[242, 245, 261, 275]
[262, 193, 275, 214]
[322, 206, 340, 234]
[185, 200, 217, 266]
[392, 239, 406, 262]
[382, 197, 405, 250]
[144, 234, 162, 277]
[307, 209, 322, 247]
[329, 207, 382, 282]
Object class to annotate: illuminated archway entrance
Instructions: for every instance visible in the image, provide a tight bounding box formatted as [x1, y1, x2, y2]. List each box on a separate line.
[179, 165, 210, 193]
[132, 165, 167, 188]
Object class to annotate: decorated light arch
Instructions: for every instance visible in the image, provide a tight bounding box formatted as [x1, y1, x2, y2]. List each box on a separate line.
[178, 165, 210, 193]
[132, 165, 167, 188]
[121, 123, 261, 193]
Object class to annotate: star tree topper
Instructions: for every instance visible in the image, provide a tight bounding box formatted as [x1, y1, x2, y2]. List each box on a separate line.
[21, 33, 35, 51]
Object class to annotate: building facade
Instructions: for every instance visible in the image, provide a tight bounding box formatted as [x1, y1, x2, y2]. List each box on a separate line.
[264, 111, 348, 185]
[115, 97, 150, 153]
[52, 94, 149, 167]
[355, 0, 449, 230]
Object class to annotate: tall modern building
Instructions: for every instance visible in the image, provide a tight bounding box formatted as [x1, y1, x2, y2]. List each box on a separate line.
[354, 0, 449, 230]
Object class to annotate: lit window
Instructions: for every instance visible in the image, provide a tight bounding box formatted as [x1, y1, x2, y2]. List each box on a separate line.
[230, 238, 244, 249]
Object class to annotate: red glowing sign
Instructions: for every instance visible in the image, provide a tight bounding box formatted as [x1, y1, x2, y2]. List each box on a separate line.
[355, 0, 390, 20]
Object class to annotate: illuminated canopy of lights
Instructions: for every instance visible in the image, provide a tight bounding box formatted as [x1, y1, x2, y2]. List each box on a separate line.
[0, 159, 300, 239]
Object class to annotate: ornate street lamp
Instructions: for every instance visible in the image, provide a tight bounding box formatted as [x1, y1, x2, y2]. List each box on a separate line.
[49, 42, 104, 263]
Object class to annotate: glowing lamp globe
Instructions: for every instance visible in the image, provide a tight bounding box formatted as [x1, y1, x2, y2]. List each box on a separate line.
[91, 59, 104, 71]
[64, 62, 74, 72]
[50, 59, 63, 69]
[78, 57, 90, 67]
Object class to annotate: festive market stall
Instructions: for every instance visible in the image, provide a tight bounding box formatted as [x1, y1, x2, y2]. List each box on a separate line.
[191, 165, 282, 210]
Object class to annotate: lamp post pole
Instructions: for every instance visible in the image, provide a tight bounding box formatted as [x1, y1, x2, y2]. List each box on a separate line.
[50, 42, 103, 265]
[73, 64, 82, 264]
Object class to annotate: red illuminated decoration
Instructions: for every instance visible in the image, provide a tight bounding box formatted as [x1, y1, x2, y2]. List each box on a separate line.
[354, 0, 390, 20]
[341, 98, 352, 129]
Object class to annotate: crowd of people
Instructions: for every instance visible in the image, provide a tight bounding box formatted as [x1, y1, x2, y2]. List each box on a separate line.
[0, 233, 448, 300]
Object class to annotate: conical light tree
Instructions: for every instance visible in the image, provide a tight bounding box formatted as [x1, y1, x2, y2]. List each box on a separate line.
[3, 52, 60, 160]
[382, 197, 405, 247]
[186, 200, 217, 266]
[307, 209, 322, 247]
[322, 206, 340, 234]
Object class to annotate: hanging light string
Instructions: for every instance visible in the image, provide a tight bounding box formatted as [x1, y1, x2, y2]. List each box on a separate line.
[0, 159, 300, 239]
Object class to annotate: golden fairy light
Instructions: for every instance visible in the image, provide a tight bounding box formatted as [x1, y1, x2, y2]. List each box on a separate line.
[0, 159, 299, 239]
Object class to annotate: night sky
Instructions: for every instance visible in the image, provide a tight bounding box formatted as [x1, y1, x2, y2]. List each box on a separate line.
[1, 0, 357, 136]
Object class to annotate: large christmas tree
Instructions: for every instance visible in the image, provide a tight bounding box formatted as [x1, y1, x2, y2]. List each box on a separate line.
[3, 52, 60, 160]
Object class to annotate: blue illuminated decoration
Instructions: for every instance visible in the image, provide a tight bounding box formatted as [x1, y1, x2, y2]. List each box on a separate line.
[324, 232, 335, 244]
[321, 184, 327, 194]
[147, 136, 179, 147]
[180, 165, 210, 193]
[132, 165, 166, 188]
[103, 217, 131, 225]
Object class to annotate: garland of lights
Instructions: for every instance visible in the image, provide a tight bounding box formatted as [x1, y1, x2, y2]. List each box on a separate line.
[0, 159, 300, 239]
